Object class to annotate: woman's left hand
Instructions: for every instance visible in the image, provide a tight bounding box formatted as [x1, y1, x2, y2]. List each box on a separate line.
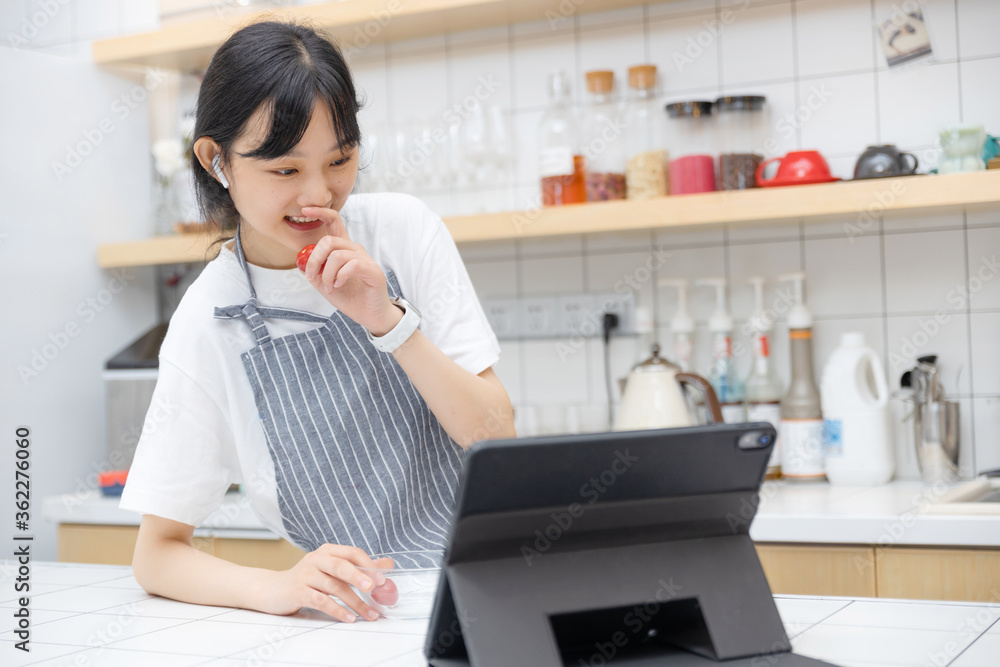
[297, 205, 402, 336]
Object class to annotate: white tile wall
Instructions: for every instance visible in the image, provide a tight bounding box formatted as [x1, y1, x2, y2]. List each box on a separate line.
[39, 0, 1000, 478]
[795, 0, 875, 78]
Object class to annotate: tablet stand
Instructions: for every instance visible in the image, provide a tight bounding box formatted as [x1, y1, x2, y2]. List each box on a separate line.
[426, 492, 829, 666]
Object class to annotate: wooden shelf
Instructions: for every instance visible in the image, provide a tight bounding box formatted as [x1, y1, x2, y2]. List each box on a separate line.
[96, 171, 1000, 268]
[93, 0, 650, 70]
[447, 171, 1000, 242]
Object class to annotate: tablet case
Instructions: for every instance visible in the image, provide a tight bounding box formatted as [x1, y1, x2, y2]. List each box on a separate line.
[423, 423, 837, 666]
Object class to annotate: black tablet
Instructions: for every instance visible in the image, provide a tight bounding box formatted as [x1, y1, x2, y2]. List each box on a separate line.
[422, 423, 832, 666]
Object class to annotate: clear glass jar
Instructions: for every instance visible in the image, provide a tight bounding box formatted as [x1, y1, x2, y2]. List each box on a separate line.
[623, 65, 668, 199]
[664, 100, 717, 195]
[538, 70, 586, 206]
[581, 70, 626, 201]
[715, 95, 769, 190]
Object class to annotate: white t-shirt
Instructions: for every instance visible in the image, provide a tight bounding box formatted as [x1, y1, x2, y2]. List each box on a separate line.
[119, 193, 500, 541]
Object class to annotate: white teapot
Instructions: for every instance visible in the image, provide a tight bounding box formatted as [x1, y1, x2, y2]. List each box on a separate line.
[614, 343, 723, 431]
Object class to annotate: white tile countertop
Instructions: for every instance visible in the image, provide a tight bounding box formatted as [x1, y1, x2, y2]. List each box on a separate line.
[2, 562, 999, 667]
[44, 480, 1000, 547]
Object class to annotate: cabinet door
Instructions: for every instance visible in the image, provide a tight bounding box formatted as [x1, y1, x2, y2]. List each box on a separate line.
[876, 547, 1000, 602]
[214, 538, 304, 570]
[57, 524, 213, 566]
[756, 544, 877, 598]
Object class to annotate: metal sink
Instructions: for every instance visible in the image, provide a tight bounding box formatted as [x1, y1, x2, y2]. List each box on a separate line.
[921, 477, 1000, 515]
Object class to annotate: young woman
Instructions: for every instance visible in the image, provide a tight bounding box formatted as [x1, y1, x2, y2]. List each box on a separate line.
[120, 20, 515, 624]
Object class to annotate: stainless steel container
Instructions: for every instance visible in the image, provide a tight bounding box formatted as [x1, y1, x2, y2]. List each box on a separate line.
[904, 355, 961, 484]
[914, 399, 960, 485]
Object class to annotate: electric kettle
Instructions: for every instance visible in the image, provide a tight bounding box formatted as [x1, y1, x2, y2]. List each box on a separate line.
[614, 343, 724, 431]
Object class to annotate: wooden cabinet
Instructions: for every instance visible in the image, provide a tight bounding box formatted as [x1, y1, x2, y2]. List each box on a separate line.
[57, 524, 304, 571]
[876, 547, 1000, 602]
[755, 544, 877, 598]
[59, 525, 998, 603]
[756, 543, 1000, 602]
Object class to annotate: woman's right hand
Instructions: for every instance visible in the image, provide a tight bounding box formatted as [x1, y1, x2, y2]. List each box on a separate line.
[255, 544, 392, 622]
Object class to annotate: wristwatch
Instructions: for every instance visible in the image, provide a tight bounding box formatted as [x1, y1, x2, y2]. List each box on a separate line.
[366, 297, 421, 353]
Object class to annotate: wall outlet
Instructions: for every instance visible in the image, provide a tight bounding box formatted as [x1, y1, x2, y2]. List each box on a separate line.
[593, 292, 636, 335]
[518, 296, 557, 337]
[555, 294, 594, 337]
[483, 298, 519, 339]
[484, 292, 636, 339]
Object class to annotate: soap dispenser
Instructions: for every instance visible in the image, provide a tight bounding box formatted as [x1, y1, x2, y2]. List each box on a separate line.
[746, 277, 784, 479]
[697, 278, 745, 423]
[777, 272, 825, 481]
[659, 279, 695, 371]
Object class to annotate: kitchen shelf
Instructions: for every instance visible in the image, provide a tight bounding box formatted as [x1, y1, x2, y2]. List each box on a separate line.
[93, 0, 651, 70]
[96, 171, 1000, 268]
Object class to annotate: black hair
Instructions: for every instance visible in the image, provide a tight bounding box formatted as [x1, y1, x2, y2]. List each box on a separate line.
[191, 20, 362, 251]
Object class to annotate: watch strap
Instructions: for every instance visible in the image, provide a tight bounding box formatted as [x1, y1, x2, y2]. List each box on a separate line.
[366, 297, 421, 353]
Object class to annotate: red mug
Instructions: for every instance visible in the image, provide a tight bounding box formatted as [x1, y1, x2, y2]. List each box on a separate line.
[756, 150, 836, 185]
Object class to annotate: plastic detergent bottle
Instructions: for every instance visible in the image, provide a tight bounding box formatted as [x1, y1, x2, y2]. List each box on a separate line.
[698, 278, 745, 423]
[778, 272, 825, 481]
[659, 279, 695, 371]
[745, 277, 784, 479]
[821, 332, 895, 485]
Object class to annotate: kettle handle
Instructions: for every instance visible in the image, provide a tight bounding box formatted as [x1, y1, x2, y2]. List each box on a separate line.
[676, 373, 725, 423]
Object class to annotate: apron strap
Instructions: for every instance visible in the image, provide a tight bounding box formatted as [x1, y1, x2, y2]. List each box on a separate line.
[215, 218, 405, 345]
[232, 223, 258, 301]
[213, 299, 272, 345]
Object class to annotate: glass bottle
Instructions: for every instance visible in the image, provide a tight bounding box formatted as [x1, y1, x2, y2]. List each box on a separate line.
[746, 278, 784, 479]
[664, 100, 717, 195]
[715, 95, 769, 190]
[623, 65, 668, 199]
[581, 70, 627, 201]
[538, 70, 586, 206]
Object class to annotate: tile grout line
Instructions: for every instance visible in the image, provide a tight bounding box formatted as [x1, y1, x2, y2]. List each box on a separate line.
[945, 614, 1000, 667]
[789, 0, 802, 150]
[879, 212, 891, 395]
[961, 208, 977, 475]
[869, 0, 881, 145]
[953, 0, 964, 124]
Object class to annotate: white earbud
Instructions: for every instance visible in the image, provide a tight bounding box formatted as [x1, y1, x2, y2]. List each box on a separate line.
[212, 154, 230, 190]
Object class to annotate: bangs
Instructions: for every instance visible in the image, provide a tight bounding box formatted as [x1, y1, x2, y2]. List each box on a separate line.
[237, 62, 360, 160]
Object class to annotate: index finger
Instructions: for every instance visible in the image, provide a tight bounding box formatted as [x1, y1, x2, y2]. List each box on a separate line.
[302, 206, 349, 240]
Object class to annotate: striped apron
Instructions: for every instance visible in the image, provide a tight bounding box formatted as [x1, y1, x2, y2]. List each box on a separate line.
[213, 228, 465, 565]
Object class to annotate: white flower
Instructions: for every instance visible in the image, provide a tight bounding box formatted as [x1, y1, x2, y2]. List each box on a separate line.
[152, 138, 185, 179]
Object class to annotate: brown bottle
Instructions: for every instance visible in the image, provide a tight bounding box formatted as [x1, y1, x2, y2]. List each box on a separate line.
[538, 70, 586, 206]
